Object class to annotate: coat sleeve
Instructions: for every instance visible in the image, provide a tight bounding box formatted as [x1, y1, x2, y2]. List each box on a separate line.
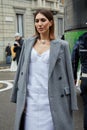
[71, 41, 80, 80]
[10, 40, 25, 103]
[64, 41, 78, 110]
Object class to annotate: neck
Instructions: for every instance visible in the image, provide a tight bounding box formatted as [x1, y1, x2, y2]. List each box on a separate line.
[40, 33, 50, 41]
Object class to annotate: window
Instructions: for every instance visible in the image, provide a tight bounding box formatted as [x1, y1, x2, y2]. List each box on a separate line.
[58, 18, 63, 38]
[58, 0, 64, 4]
[16, 14, 24, 37]
[61, 0, 64, 4]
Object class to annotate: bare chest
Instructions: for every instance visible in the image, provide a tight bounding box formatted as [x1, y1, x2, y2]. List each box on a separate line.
[33, 41, 50, 55]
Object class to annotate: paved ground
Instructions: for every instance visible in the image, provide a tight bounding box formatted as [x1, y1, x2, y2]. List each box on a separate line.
[74, 93, 84, 130]
[0, 89, 16, 130]
[0, 67, 84, 130]
[0, 68, 16, 130]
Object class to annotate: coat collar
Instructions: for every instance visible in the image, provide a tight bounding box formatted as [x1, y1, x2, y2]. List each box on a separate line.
[25, 37, 61, 79]
[48, 39, 61, 78]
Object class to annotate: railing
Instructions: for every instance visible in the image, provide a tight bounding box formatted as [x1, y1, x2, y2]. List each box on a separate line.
[31, 0, 64, 14]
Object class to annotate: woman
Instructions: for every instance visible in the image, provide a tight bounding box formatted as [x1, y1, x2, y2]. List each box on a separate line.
[11, 9, 78, 130]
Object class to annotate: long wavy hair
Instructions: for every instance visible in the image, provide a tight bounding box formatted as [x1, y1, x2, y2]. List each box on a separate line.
[34, 9, 55, 40]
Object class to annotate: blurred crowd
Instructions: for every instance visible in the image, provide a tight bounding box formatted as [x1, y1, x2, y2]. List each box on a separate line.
[5, 32, 24, 71]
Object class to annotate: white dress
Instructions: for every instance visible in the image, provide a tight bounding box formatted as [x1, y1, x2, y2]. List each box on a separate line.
[25, 48, 54, 130]
[10, 60, 17, 71]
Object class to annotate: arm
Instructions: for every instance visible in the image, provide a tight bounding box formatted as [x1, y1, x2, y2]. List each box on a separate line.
[71, 41, 80, 81]
[64, 41, 78, 110]
[5, 47, 8, 56]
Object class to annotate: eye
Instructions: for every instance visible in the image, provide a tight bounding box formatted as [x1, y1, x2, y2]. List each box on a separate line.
[41, 18, 47, 22]
[35, 18, 47, 23]
[35, 19, 39, 23]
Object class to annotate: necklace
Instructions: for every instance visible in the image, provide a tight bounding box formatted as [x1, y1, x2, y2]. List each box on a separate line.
[38, 39, 50, 44]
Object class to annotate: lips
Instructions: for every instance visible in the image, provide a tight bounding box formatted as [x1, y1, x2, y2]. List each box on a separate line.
[37, 28, 43, 31]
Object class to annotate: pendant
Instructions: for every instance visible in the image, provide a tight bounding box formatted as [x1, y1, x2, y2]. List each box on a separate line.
[41, 40, 46, 44]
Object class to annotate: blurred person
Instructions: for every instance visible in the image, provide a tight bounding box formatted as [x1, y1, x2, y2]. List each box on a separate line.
[5, 43, 11, 64]
[14, 33, 24, 64]
[72, 32, 87, 130]
[11, 9, 78, 130]
[10, 42, 17, 71]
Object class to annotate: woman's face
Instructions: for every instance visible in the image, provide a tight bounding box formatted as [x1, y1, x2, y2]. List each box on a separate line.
[35, 13, 52, 35]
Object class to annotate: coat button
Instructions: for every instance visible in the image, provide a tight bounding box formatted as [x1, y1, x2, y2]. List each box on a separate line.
[59, 77, 62, 80]
[56, 58, 61, 63]
[61, 94, 64, 97]
[58, 57, 61, 62]
[21, 72, 23, 75]
[59, 57, 61, 61]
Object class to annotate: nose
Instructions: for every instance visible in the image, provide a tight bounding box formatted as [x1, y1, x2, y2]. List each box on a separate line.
[38, 20, 42, 26]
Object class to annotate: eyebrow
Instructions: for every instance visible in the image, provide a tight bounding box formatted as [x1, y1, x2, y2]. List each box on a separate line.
[35, 18, 47, 20]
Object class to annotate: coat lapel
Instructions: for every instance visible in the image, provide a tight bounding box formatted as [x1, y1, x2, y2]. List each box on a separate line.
[25, 37, 36, 64]
[24, 37, 61, 81]
[48, 40, 61, 78]
[25, 37, 37, 84]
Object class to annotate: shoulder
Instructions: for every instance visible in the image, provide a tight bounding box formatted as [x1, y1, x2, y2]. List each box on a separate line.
[23, 36, 36, 46]
[59, 39, 68, 46]
[20, 39, 24, 45]
[25, 36, 37, 43]
[22, 36, 37, 50]
[54, 39, 69, 48]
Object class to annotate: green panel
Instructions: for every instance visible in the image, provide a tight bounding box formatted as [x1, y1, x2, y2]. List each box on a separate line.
[65, 30, 87, 52]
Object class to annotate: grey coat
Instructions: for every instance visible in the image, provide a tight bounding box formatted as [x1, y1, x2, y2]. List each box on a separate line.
[11, 36, 78, 130]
